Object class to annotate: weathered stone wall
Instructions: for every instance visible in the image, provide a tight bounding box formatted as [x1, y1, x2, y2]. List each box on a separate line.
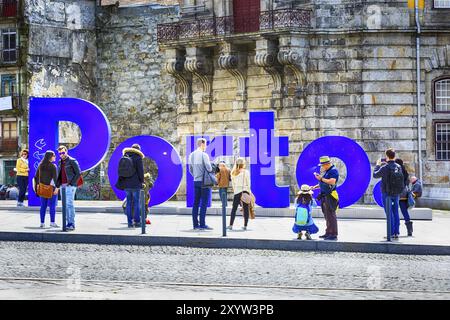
[166, 0, 450, 203]
[25, 0, 97, 144]
[96, 4, 179, 199]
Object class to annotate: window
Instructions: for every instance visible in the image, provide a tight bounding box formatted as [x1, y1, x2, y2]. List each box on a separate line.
[1, 121, 17, 139]
[434, 77, 450, 112]
[1, 74, 16, 97]
[1, 28, 16, 63]
[435, 0, 450, 8]
[436, 122, 450, 160]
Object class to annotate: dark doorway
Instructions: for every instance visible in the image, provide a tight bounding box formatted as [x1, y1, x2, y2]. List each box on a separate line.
[233, 0, 260, 33]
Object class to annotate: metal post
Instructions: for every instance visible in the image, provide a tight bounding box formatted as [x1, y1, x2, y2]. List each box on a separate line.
[385, 196, 391, 242]
[62, 187, 67, 232]
[414, 0, 423, 182]
[140, 189, 146, 235]
[222, 192, 227, 237]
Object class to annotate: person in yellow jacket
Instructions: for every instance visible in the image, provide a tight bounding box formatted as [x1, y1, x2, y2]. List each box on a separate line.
[15, 149, 29, 207]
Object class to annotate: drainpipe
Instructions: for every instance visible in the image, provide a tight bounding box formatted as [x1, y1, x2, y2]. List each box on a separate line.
[415, 0, 423, 182]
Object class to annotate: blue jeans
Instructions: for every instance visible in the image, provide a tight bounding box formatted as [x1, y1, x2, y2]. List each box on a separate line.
[219, 188, 228, 209]
[399, 200, 411, 222]
[192, 181, 211, 228]
[125, 189, 141, 225]
[382, 193, 400, 236]
[40, 195, 58, 224]
[63, 186, 77, 227]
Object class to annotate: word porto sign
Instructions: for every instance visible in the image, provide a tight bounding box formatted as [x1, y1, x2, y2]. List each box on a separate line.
[29, 97, 375, 207]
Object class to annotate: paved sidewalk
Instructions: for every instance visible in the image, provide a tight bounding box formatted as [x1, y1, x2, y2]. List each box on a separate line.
[0, 207, 449, 255]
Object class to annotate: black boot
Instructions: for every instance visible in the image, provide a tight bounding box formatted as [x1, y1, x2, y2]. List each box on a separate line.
[405, 221, 413, 236]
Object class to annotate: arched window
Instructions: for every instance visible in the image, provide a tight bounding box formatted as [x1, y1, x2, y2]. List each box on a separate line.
[434, 77, 450, 112]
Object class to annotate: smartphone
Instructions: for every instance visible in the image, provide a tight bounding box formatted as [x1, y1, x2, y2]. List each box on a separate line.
[381, 158, 386, 163]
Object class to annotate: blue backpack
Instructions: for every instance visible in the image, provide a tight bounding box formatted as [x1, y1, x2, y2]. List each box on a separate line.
[295, 207, 309, 226]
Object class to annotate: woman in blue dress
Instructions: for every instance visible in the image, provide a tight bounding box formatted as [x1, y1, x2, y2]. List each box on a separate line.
[293, 184, 319, 240]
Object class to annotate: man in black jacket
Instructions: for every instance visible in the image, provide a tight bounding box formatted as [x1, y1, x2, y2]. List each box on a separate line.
[373, 148, 404, 240]
[56, 146, 81, 231]
[120, 144, 144, 228]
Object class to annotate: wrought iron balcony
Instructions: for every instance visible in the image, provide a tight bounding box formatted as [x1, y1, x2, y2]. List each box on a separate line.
[157, 9, 311, 44]
[0, 137, 18, 153]
[0, 0, 18, 18]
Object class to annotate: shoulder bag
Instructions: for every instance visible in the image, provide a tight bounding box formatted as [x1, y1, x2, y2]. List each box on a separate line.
[240, 171, 253, 204]
[201, 153, 217, 188]
[36, 166, 53, 199]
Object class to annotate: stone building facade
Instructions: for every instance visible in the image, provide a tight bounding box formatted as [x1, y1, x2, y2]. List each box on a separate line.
[0, 0, 26, 186]
[3, 0, 449, 205]
[157, 0, 450, 203]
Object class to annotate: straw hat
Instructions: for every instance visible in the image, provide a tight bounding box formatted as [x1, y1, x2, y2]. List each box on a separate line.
[318, 156, 332, 166]
[297, 184, 313, 195]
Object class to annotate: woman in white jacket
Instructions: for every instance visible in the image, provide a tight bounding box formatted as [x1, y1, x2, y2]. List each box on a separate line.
[227, 158, 251, 231]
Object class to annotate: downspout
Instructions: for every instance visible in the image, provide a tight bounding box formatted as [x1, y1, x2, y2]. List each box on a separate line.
[414, 0, 423, 182]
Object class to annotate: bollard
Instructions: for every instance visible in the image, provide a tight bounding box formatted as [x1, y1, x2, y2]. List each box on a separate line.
[222, 192, 227, 237]
[385, 197, 391, 242]
[140, 189, 146, 235]
[62, 187, 67, 232]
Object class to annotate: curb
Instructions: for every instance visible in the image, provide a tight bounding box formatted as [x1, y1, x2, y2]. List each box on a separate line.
[0, 231, 448, 256]
[0, 206, 433, 220]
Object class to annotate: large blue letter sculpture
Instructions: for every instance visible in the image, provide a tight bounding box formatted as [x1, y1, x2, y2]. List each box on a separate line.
[240, 112, 290, 208]
[296, 136, 371, 208]
[186, 136, 233, 207]
[108, 136, 183, 206]
[29, 97, 111, 206]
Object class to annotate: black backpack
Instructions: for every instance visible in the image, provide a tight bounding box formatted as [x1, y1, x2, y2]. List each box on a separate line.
[386, 164, 405, 196]
[118, 154, 135, 178]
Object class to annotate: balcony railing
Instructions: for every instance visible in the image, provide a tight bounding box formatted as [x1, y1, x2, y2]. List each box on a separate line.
[0, 0, 18, 18]
[157, 9, 311, 44]
[0, 137, 18, 153]
[0, 94, 22, 112]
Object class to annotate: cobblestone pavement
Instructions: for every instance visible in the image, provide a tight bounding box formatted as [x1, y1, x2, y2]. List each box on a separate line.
[0, 241, 449, 299]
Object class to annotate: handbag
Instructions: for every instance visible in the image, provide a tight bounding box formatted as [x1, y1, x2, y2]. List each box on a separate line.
[240, 171, 253, 204]
[36, 166, 53, 199]
[201, 154, 217, 188]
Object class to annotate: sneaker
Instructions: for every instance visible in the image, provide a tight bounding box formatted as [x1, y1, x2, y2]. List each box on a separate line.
[50, 223, 59, 228]
[297, 232, 303, 240]
[17, 203, 24, 207]
[128, 224, 134, 228]
[242, 226, 247, 231]
[324, 236, 337, 241]
[134, 222, 142, 228]
[66, 225, 75, 231]
[40, 223, 45, 228]
[319, 234, 329, 239]
[305, 232, 312, 240]
[226, 225, 233, 230]
[199, 225, 213, 230]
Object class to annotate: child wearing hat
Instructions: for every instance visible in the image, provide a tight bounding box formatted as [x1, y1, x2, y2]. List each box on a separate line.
[293, 184, 319, 240]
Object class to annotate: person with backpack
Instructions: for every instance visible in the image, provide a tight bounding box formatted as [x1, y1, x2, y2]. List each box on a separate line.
[395, 158, 414, 237]
[116, 144, 145, 228]
[373, 148, 404, 240]
[56, 146, 82, 231]
[313, 156, 340, 241]
[188, 138, 214, 230]
[293, 185, 319, 240]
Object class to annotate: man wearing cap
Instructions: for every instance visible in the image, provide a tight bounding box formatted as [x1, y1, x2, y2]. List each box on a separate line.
[313, 156, 340, 241]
